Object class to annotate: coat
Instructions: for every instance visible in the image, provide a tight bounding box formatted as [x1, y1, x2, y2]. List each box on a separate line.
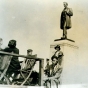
[3, 47, 21, 71]
[60, 8, 73, 29]
[43, 63, 62, 88]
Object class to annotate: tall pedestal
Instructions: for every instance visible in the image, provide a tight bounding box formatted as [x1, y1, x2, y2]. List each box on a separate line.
[50, 40, 79, 84]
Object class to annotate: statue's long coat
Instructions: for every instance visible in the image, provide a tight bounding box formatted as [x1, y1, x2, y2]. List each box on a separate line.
[60, 8, 73, 29]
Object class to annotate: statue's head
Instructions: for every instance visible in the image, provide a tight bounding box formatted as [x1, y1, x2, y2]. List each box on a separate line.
[63, 2, 68, 8]
[54, 45, 61, 51]
[8, 40, 16, 48]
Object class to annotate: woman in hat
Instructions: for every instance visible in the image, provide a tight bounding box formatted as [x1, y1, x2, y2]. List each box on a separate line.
[3, 40, 21, 79]
[54, 45, 63, 65]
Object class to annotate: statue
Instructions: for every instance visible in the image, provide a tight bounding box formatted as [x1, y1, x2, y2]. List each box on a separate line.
[60, 2, 73, 39]
[54, 2, 74, 42]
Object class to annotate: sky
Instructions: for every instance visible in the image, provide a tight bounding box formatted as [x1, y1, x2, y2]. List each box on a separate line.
[0, 0, 88, 84]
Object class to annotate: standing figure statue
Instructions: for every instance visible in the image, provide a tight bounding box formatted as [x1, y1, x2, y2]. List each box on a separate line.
[60, 2, 73, 39]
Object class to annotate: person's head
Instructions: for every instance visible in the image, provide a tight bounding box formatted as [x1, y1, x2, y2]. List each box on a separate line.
[63, 2, 68, 8]
[54, 45, 60, 51]
[27, 49, 33, 55]
[8, 40, 16, 48]
[51, 56, 58, 65]
[46, 58, 49, 64]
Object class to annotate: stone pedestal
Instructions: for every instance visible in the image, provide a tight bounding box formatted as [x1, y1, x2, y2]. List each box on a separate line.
[50, 40, 79, 84]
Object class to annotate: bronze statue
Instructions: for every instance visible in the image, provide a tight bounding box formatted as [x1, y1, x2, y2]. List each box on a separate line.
[60, 2, 73, 39]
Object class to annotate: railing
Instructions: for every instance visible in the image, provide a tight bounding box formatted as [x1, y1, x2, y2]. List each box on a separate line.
[0, 51, 44, 86]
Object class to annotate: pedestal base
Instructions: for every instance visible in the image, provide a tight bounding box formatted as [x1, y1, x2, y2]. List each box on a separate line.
[50, 40, 79, 84]
[54, 38, 75, 42]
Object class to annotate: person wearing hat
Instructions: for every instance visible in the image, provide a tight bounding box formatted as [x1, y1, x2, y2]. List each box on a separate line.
[27, 49, 33, 56]
[53, 45, 63, 65]
[43, 56, 62, 88]
[27, 49, 37, 58]
[44, 59, 50, 76]
[3, 40, 21, 80]
[23, 49, 37, 70]
[60, 2, 73, 39]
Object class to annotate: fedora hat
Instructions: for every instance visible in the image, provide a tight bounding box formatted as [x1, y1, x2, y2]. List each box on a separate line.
[27, 49, 33, 52]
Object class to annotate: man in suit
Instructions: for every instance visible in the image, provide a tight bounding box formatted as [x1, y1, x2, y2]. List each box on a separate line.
[60, 2, 73, 39]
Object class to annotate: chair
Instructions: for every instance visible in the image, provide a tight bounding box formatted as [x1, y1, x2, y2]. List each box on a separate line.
[14, 57, 36, 86]
[0, 55, 12, 84]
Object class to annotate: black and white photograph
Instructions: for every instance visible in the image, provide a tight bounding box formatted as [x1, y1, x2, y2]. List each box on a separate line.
[0, 0, 88, 88]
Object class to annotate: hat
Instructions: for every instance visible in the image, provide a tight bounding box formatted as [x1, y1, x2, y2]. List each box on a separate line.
[27, 49, 33, 52]
[51, 55, 58, 61]
[54, 45, 60, 50]
[46, 58, 49, 61]
[8, 40, 16, 48]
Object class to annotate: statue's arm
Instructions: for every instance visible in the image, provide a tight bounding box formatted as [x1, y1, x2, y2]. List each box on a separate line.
[67, 8, 73, 16]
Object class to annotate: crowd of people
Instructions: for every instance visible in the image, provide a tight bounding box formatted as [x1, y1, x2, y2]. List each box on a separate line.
[0, 39, 39, 85]
[0, 39, 63, 87]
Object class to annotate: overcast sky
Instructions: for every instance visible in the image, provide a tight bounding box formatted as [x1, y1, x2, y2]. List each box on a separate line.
[0, 0, 88, 58]
[0, 0, 88, 84]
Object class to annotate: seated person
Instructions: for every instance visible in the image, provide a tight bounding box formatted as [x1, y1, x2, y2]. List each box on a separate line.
[0, 38, 2, 50]
[3, 40, 21, 79]
[22, 49, 37, 70]
[43, 56, 62, 88]
[44, 59, 50, 76]
[19, 49, 38, 85]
